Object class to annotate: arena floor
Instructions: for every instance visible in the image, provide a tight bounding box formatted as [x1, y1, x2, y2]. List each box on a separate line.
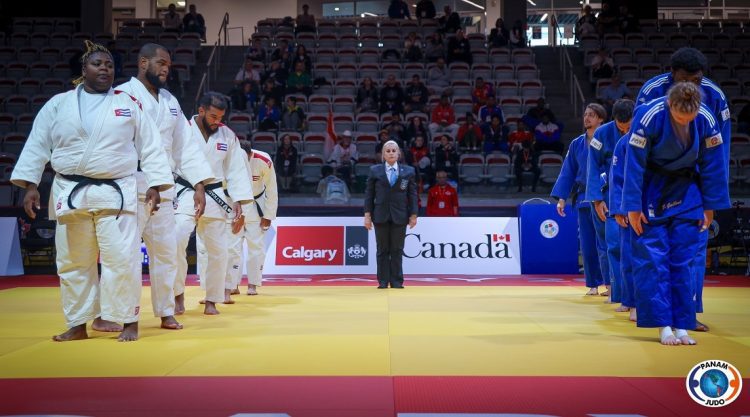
[0, 274, 748, 417]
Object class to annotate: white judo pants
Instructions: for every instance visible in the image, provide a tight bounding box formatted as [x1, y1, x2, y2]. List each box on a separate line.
[226, 221, 267, 289]
[137, 200, 178, 317]
[56, 210, 141, 328]
[174, 214, 227, 304]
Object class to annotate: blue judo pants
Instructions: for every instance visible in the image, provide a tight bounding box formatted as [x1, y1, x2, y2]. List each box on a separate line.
[620, 225, 636, 308]
[605, 216, 622, 303]
[578, 205, 604, 288]
[691, 230, 708, 313]
[590, 205, 611, 289]
[631, 217, 700, 329]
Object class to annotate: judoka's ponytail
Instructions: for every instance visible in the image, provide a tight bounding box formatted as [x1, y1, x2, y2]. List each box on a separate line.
[72, 40, 113, 87]
[667, 82, 701, 115]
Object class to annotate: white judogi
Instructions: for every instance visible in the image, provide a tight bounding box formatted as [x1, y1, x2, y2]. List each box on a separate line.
[174, 118, 253, 304]
[226, 150, 278, 289]
[116, 77, 214, 318]
[10, 84, 173, 328]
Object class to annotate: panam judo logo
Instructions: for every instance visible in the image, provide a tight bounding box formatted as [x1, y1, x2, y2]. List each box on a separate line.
[540, 219, 559, 239]
[686, 360, 742, 407]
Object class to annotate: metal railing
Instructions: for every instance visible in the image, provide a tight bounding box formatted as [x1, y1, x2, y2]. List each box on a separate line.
[558, 44, 586, 118]
[193, 12, 230, 110]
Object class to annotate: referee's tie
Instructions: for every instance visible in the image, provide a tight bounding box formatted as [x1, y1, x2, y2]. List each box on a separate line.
[388, 167, 396, 187]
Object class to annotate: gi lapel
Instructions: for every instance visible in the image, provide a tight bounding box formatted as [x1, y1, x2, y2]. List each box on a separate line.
[74, 86, 115, 174]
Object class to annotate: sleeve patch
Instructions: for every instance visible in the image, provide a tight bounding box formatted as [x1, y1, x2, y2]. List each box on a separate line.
[705, 134, 723, 148]
[629, 133, 647, 149]
[590, 138, 603, 150]
[722, 108, 730, 121]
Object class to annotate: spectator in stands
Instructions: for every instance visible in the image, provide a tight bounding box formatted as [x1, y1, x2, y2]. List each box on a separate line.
[296, 4, 317, 33]
[182, 4, 206, 40]
[405, 116, 429, 146]
[317, 165, 351, 204]
[416, 0, 436, 20]
[404, 32, 424, 62]
[510, 20, 527, 48]
[513, 137, 540, 192]
[591, 48, 615, 80]
[597, 2, 620, 35]
[384, 113, 407, 143]
[163, 4, 182, 33]
[738, 103, 750, 135]
[291, 45, 312, 74]
[575, 5, 597, 41]
[434, 135, 459, 180]
[375, 129, 393, 161]
[404, 74, 430, 114]
[281, 96, 306, 131]
[598, 74, 631, 113]
[245, 38, 266, 63]
[427, 57, 451, 95]
[388, 0, 412, 19]
[425, 32, 446, 63]
[471, 77, 494, 114]
[379, 74, 405, 115]
[275, 134, 299, 192]
[230, 80, 258, 112]
[524, 97, 557, 129]
[430, 95, 459, 139]
[457, 113, 484, 151]
[258, 96, 281, 131]
[426, 170, 459, 216]
[477, 94, 504, 127]
[438, 6, 461, 34]
[234, 57, 261, 87]
[286, 61, 312, 96]
[508, 120, 534, 149]
[406, 135, 433, 187]
[534, 113, 564, 154]
[356, 77, 380, 114]
[447, 29, 472, 65]
[489, 18, 510, 48]
[260, 78, 283, 108]
[271, 39, 293, 63]
[328, 130, 359, 185]
[618, 5, 640, 34]
[482, 114, 509, 155]
[261, 59, 288, 88]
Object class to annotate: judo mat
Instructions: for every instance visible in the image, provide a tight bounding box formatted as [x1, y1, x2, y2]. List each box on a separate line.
[0, 274, 748, 417]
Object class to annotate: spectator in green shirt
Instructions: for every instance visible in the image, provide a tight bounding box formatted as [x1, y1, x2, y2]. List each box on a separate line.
[286, 61, 312, 96]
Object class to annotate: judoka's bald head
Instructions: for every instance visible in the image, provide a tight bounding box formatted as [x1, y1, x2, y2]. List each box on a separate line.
[138, 43, 169, 60]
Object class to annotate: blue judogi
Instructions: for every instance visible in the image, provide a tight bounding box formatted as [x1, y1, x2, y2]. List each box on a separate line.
[637, 74, 731, 315]
[621, 98, 730, 329]
[552, 133, 604, 288]
[609, 135, 635, 308]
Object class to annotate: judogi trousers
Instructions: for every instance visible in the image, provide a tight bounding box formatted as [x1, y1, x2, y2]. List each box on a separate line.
[620, 225, 636, 308]
[226, 221, 267, 289]
[605, 216, 622, 302]
[578, 205, 604, 288]
[174, 214, 227, 304]
[590, 205, 611, 288]
[137, 199, 177, 317]
[692, 230, 708, 313]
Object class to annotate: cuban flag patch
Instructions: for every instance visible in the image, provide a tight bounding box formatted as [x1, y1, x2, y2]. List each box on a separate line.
[170, 108, 179, 116]
[114, 108, 131, 117]
[216, 143, 228, 151]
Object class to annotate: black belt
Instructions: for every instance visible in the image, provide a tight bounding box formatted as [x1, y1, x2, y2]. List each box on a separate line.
[254, 188, 265, 218]
[175, 176, 230, 214]
[59, 174, 125, 218]
[646, 161, 700, 216]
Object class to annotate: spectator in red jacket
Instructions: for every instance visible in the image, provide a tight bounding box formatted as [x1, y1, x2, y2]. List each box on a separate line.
[426, 170, 459, 216]
[406, 135, 433, 188]
[457, 113, 484, 151]
[429, 94, 459, 139]
[471, 77, 494, 113]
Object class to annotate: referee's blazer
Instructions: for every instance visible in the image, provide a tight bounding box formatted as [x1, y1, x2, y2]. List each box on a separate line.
[364, 163, 418, 225]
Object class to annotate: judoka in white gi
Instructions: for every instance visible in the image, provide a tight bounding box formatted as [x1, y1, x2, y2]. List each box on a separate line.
[10, 41, 173, 342]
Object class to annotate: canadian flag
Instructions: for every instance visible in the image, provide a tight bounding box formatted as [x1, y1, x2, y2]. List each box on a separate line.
[324, 109, 336, 161]
[493, 233, 512, 243]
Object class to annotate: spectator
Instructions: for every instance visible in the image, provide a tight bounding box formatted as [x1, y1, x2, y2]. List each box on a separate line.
[296, 4, 317, 33]
[457, 113, 484, 151]
[523, 97, 556, 129]
[406, 135, 433, 187]
[508, 120, 534, 149]
[434, 135, 459, 180]
[489, 18, 510, 48]
[388, 0, 411, 19]
[533, 114, 564, 154]
[384, 113, 407, 143]
[598, 73, 631, 112]
[618, 5, 640, 34]
[482, 114, 509, 154]
[575, 5, 597, 40]
[356, 77, 380, 113]
[425, 32, 446, 63]
[591, 48, 615, 79]
[416, 0, 436, 20]
[286, 61, 312, 96]
[379, 74, 405, 115]
[404, 32, 424, 62]
[291, 44, 312, 74]
[271, 39, 293, 62]
[447, 29, 472, 65]
[427, 57, 451, 95]
[597, 2, 619, 35]
[261, 59, 288, 88]
[375, 129, 393, 161]
[234, 57, 261, 87]
[477, 95, 504, 127]
[163, 3, 182, 33]
[182, 4, 206, 40]
[260, 78, 283, 108]
[317, 165, 351, 204]
[275, 134, 299, 191]
[471, 77, 494, 114]
[405, 116, 429, 145]
[438, 6, 461, 34]
[404, 74, 430, 114]
[429, 95, 459, 139]
[513, 138, 540, 192]
[426, 170, 459, 216]
[258, 96, 281, 131]
[245, 38, 266, 63]
[328, 130, 359, 184]
[510, 20, 526, 48]
[281, 96, 306, 131]
[230, 80, 258, 113]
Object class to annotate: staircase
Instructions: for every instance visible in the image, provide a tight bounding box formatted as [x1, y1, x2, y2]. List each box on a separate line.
[179, 45, 248, 114]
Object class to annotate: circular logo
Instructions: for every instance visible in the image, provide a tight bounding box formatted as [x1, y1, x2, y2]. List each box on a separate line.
[686, 360, 743, 407]
[540, 219, 559, 239]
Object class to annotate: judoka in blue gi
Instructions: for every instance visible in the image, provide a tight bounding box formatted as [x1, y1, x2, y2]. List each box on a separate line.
[552, 103, 607, 295]
[636, 47, 731, 332]
[586, 99, 635, 308]
[622, 82, 729, 345]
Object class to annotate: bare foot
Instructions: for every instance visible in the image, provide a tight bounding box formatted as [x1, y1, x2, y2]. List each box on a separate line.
[160, 316, 183, 330]
[585, 287, 598, 296]
[92, 317, 123, 332]
[661, 334, 682, 346]
[629, 308, 637, 322]
[52, 324, 88, 342]
[175, 293, 185, 315]
[204, 301, 220, 315]
[694, 320, 709, 332]
[230, 287, 240, 295]
[600, 290, 610, 297]
[117, 322, 138, 342]
[247, 284, 258, 296]
[223, 289, 235, 304]
[679, 335, 697, 345]
[614, 305, 630, 312]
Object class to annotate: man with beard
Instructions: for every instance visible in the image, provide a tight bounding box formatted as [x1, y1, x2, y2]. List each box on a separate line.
[91, 43, 214, 332]
[173, 92, 253, 315]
